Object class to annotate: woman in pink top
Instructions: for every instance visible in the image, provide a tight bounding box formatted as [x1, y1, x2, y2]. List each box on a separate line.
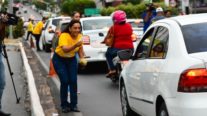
[105, 10, 134, 77]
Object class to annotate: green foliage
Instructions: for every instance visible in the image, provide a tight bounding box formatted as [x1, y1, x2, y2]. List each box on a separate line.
[61, 0, 96, 16]
[13, 18, 24, 39]
[100, 2, 179, 18]
[123, 0, 142, 4]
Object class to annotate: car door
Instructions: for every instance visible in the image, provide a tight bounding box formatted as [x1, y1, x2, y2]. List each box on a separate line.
[126, 27, 156, 114]
[140, 26, 169, 116]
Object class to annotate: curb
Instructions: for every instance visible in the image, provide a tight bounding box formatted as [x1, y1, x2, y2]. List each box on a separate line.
[19, 42, 45, 116]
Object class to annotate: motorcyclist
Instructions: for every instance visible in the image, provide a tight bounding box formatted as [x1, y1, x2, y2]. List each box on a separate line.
[104, 10, 134, 78]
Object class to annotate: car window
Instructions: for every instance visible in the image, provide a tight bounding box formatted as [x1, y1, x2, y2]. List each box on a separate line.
[134, 28, 155, 59]
[61, 23, 69, 32]
[182, 22, 207, 53]
[82, 18, 113, 30]
[149, 26, 169, 59]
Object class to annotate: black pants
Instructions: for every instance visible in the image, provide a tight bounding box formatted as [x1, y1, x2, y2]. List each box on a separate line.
[26, 31, 32, 40]
[33, 34, 41, 51]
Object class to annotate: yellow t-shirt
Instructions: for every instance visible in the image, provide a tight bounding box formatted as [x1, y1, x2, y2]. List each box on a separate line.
[27, 21, 33, 32]
[33, 21, 43, 34]
[55, 33, 82, 58]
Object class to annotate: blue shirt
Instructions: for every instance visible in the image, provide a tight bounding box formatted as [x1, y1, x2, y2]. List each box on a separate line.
[142, 11, 156, 32]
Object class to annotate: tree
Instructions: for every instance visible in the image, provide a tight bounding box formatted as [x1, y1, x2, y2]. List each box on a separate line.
[61, 0, 96, 16]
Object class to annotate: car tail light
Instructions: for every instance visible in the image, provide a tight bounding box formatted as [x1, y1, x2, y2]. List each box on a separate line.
[82, 35, 90, 45]
[178, 68, 207, 92]
[131, 33, 137, 42]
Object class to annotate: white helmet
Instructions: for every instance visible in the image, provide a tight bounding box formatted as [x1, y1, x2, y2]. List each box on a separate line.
[156, 7, 163, 12]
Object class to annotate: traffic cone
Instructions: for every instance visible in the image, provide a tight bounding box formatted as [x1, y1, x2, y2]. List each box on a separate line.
[30, 36, 35, 48]
[48, 52, 57, 77]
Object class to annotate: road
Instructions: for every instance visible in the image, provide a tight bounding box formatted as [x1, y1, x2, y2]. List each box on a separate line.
[21, 5, 123, 116]
[38, 51, 123, 116]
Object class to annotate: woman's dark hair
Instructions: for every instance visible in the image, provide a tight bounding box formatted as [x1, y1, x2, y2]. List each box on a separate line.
[118, 21, 126, 25]
[62, 19, 82, 33]
[72, 11, 80, 17]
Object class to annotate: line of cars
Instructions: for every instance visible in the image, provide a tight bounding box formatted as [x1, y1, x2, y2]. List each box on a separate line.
[39, 16, 144, 64]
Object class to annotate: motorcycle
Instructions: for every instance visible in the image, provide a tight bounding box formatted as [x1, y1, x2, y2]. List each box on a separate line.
[109, 49, 133, 83]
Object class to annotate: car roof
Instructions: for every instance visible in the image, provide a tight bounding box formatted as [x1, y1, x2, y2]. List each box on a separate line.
[48, 16, 71, 20]
[160, 13, 207, 26]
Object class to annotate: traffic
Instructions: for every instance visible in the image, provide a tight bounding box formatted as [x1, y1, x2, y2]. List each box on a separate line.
[1, 0, 207, 116]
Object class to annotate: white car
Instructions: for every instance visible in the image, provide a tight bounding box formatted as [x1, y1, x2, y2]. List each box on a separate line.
[119, 14, 207, 116]
[40, 16, 71, 52]
[81, 16, 113, 62]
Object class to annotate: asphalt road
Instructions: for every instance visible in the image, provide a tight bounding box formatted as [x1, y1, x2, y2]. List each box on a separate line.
[37, 51, 123, 116]
[21, 4, 123, 116]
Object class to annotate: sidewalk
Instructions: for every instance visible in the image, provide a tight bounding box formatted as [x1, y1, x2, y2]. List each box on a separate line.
[1, 45, 29, 116]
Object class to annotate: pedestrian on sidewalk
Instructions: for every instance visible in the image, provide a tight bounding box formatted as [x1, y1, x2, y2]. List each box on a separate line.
[52, 19, 85, 113]
[25, 18, 34, 41]
[0, 12, 11, 116]
[32, 17, 47, 51]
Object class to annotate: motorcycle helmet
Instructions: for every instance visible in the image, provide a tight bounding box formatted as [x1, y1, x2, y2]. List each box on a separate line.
[112, 10, 126, 24]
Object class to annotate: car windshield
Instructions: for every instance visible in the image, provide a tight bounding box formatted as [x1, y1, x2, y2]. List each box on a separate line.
[82, 18, 113, 30]
[182, 22, 207, 54]
[52, 18, 70, 26]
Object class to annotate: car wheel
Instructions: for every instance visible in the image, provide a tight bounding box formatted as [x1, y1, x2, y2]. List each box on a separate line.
[44, 43, 51, 52]
[158, 102, 169, 116]
[120, 82, 137, 116]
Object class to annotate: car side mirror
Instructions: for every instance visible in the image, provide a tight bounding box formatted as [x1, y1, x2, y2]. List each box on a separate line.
[117, 49, 133, 60]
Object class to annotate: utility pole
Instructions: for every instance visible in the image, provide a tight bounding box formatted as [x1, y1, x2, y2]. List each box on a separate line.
[8, 0, 13, 39]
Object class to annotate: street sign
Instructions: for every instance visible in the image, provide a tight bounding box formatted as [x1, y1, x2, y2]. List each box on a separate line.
[84, 8, 100, 16]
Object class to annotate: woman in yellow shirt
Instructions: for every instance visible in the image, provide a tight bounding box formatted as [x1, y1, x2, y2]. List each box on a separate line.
[52, 19, 84, 113]
[26, 18, 34, 40]
[33, 17, 46, 51]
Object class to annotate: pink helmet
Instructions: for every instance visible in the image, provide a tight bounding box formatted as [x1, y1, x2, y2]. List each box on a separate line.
[112, 10, 126, 24]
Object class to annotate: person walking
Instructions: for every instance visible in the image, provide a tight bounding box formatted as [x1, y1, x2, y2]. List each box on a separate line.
[52, 19, 85, 113]
[0, 13, 11, 116]
[32, 17, 47, 51]
[25, 18, 34, 41]
[103, 10, 134, 77]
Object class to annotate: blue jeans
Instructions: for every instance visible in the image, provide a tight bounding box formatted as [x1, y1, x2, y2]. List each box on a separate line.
[105, 47, 133, 70]
[52, 53, 78, 109]
[0, 49, 5, 109]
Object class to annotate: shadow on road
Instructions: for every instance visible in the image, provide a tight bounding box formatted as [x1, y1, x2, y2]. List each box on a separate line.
[78, 61, 108, 74]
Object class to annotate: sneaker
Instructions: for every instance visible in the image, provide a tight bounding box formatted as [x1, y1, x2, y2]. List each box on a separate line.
[62, 107, 70, 113]
[71, 107, 80, 112]
[0, 110, 11, 116]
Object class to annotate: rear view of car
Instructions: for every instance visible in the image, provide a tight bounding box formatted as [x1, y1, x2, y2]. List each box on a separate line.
[80, 16, 113, 62]
[119, 14, 207, 116]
